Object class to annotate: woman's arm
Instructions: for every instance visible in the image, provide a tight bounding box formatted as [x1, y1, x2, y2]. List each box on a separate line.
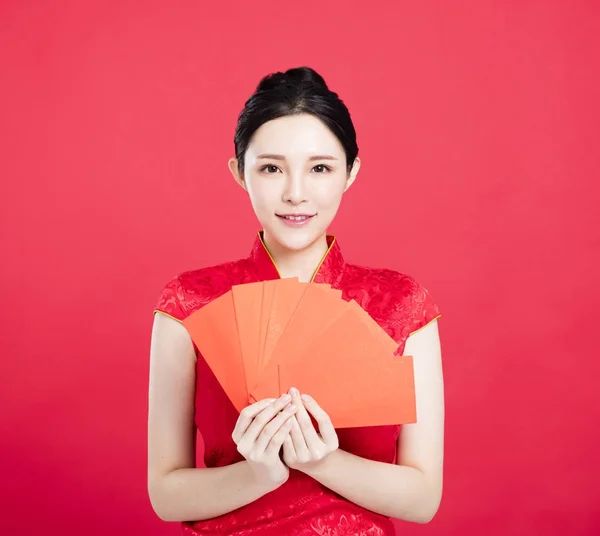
[147, 314, 283, 522]
[294, 320, 445, 523]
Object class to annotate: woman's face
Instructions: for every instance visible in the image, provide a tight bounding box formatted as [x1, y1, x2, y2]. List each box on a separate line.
[229, 114, 360, 252]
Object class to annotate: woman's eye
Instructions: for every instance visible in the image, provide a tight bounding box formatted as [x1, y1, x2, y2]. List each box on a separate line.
[313, 164, 331, 173]
[261, 165, 280, 173]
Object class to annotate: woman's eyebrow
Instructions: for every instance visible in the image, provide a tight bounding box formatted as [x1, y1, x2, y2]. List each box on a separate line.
[308, 155, 339, 161]
[256, 154, 339, 161]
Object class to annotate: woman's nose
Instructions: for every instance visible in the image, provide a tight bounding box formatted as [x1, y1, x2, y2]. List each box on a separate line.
[282, 175, 307, 204]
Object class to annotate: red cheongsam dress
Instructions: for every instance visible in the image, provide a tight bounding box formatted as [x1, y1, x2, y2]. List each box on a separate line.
[154, 232, 441, 536]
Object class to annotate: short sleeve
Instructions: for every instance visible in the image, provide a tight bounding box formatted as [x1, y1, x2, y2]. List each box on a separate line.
[153, 276, 186, 322]
[408, 281, 441, 336]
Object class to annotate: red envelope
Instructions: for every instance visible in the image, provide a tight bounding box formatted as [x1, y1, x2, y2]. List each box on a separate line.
[182, 278, 416, 426]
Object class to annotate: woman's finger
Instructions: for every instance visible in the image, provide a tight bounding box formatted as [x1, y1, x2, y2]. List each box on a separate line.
[231, 397, 276, 443]
[289, 388, 321, 450]
[254, 403, 297, 454]
[265, 418, 294, 458]
[289, 415, 310, 459]
[301, 394, 338, 448]
[282, 433, 295, 460]
[240, 394, 292, 445]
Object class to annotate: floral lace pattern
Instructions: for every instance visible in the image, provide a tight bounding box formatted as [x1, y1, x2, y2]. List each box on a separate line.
[154, 233, 440, 535]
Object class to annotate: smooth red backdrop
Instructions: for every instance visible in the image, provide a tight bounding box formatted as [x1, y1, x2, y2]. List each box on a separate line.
[1, 1, 599, 534]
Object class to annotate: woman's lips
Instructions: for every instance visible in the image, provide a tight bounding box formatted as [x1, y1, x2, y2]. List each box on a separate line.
[276, 214, 315, 227]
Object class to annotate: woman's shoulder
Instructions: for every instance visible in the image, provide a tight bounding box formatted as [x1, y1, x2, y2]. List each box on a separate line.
[344, 260, 432, 298]
[153, 257, 252, 321]
[342, 261, 441, 339]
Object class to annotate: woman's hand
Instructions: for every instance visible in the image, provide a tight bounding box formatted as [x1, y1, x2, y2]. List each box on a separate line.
[232, 394, 298, 490]
[282, 388, 339, 475]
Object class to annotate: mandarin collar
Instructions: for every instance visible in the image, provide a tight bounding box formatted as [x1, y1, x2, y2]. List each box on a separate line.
[249, 231, 345, 286]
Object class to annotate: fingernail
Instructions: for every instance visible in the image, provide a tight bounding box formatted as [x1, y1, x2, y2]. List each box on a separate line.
[301, 394, 310, 402]
[281, 393, 291, 402]
[285, 404, 297, 413]
[290, 387, 299, 397]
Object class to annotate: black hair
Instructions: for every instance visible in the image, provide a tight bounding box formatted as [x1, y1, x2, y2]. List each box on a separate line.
[233, 66, 358, 174]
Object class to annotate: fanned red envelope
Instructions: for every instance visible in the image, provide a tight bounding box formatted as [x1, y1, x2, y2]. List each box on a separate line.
[182, 278, 417, 428]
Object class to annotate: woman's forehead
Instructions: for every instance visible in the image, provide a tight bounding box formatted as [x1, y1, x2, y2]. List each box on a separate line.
[248, 115, 344, 158]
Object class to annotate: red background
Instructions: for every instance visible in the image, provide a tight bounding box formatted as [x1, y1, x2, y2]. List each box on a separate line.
[1, 1, 599, 534]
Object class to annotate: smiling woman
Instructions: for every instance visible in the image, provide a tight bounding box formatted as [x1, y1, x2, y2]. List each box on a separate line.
[228, 112, 359, 279]
[148, 66, 444, 535]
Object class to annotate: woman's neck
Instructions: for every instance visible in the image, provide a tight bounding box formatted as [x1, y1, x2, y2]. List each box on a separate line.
[262, 231, 329, 283]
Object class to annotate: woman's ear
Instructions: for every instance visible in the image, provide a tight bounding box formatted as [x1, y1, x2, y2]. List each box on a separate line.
[228, 157, 247, 191]
[344, 156, 361, 192]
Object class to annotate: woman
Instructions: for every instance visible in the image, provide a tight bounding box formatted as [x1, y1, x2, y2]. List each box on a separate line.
[148, 66, 444, 535]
